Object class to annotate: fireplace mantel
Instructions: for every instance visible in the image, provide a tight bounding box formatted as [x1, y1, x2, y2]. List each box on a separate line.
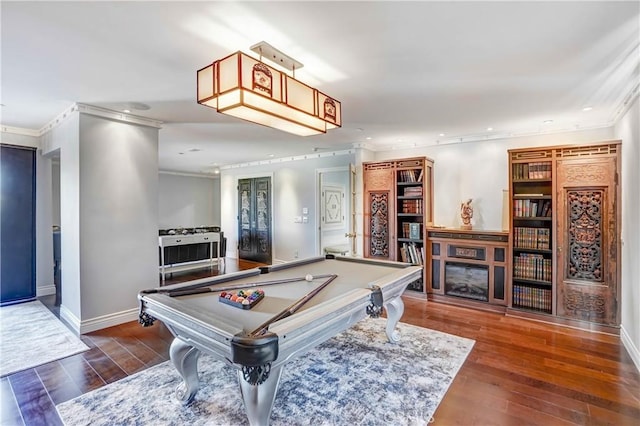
[426, 228, 509, 312]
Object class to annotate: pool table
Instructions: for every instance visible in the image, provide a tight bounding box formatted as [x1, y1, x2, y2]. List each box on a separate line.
[138, 255, 422, 425]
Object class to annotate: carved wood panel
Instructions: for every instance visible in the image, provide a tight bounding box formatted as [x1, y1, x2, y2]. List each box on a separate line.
[368, 192, 390, 258]
[556, 157, 618, 325]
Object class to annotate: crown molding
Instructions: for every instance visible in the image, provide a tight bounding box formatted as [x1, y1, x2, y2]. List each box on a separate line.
[0, 125, 40, 137]
[75, 103, 163, 129]
[222, 149, 355, 170]
[611, 81, 639, 124]
[2, 103, 164, 139]
[159, 170, 219, 179]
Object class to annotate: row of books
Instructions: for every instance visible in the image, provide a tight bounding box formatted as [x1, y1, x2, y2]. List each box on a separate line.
[513, 199, 551, 218]
[399, 242, 424, 265]
[397, 169, 423, 183]
[402, 199, 423, 214]
[514, 227, 551, 250]
[513, 253, 552, 282]
[513, 285, 552, 312]
[401, 222, 422, 240]
[403, 186, 422, 197]
[512, 162, 552, 180]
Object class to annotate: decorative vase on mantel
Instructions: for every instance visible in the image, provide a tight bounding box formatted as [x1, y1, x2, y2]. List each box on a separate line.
[460, 199, 473, 230]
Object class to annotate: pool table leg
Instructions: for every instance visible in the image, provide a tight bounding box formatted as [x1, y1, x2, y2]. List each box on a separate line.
[384, 296, 405, 343]
[170, 337, 201, 404]
[238, 364, 284, 426]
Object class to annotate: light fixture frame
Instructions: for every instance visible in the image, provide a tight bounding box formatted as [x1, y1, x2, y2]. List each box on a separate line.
[197, 50, 341, 136]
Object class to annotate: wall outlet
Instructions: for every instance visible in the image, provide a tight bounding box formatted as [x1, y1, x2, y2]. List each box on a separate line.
[293, 250, 299, 258]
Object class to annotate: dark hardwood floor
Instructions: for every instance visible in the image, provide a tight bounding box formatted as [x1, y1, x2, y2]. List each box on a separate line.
[2, 259, 638, 425]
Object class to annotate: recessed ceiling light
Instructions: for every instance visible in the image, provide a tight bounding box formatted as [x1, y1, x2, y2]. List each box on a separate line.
[543, 120, 554, 124]
[487, 127, 493, 131]
[125, 102, 151, 111]
[123, 109, 131, 113]
[268, 154, 275, 158]
[365, 137, 372, 140]
[439, 133, 445, 137]
[583, 106, 593, 111]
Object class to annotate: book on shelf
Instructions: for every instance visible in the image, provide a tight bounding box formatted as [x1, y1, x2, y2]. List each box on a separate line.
[514, 227, 550, 250]
[513, 284, 552, 312]
[399, 169, 421, 183]
[403, 187, 422, 197]
[409, 222, 421, 240]
[513, 199, 552, 217]
[513, 162, 552, 180]
[400, 242, 423, 265]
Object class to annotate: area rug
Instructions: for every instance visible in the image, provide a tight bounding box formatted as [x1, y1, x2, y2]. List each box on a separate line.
[57, 319, 474, 425]
[0, 300, 89, 377]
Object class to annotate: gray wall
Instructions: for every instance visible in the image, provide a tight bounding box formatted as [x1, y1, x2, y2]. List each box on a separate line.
[158, 173, 220, 229]
[615, 95, 640, 371]
[41, 111, 160, 332]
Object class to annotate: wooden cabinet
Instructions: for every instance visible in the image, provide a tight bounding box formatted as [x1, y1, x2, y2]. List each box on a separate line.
[426, 229, 509, 311]
[363, 157, 434, 295]
[508, 142, 621, 330]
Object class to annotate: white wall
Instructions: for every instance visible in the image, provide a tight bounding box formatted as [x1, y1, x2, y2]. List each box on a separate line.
[374, 127, 615, 230]
[615, 95, 640, 371]
[35, 151, 55, 296]
[52, 161, 61, 227]
[158, 173, 220, 229]
[221, 153, 354, 262]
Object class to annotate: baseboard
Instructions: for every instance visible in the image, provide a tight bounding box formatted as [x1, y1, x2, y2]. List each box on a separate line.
[620, 325, 640, 373]
[36, 284, 57, 297]
[59, 305, 139, 335]
[59, 305, 82, 335]
[79, 308, 139, 334]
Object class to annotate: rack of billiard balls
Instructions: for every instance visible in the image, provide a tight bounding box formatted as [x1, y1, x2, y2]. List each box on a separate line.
[219, 289, 265, 310]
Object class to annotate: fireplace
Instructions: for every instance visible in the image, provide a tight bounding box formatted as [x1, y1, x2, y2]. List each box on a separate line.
[444, 262, 489, 302]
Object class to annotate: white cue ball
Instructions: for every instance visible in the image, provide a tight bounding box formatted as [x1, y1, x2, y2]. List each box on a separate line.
[305, 274, 314, 282]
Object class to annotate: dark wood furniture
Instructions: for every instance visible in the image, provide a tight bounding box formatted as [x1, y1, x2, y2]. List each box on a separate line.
[426, 228, 509, 312]
[508, 141, 621, 332]
[238, 177, 272, 264]
[363, 157, 434, 296]
[0, 144, 36, 305]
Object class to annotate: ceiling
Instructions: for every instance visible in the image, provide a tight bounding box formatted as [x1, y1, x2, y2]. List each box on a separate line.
[2, 1, 638, 175]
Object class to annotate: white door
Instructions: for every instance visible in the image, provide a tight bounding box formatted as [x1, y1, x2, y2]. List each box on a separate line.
[318, 167, 353, 256]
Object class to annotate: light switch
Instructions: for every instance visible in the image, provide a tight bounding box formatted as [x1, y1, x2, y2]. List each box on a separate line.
[302, 207, 309, 214]
[302, 216, 308, 223]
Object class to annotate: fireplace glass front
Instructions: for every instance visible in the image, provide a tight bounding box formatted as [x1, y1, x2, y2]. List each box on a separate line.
[444, 262, 489, 302]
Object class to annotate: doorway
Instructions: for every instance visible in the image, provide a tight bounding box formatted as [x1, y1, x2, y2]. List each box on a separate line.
[317, 166, 355, 256]
[238, 177, 272, 264]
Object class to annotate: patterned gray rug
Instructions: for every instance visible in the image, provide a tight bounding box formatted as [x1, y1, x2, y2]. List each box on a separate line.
[57, 319, 474, 425]
[0, 300, 89, 377]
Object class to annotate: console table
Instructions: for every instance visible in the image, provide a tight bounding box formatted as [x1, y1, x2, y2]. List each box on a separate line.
[426, 228, 509, 312]
[159, 232, 222, 281]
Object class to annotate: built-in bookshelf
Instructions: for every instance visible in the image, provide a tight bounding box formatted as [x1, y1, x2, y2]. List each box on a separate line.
[508, 142, 621, 332]
[363, 157, 434, 296]
[509, 153, 554, 315]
